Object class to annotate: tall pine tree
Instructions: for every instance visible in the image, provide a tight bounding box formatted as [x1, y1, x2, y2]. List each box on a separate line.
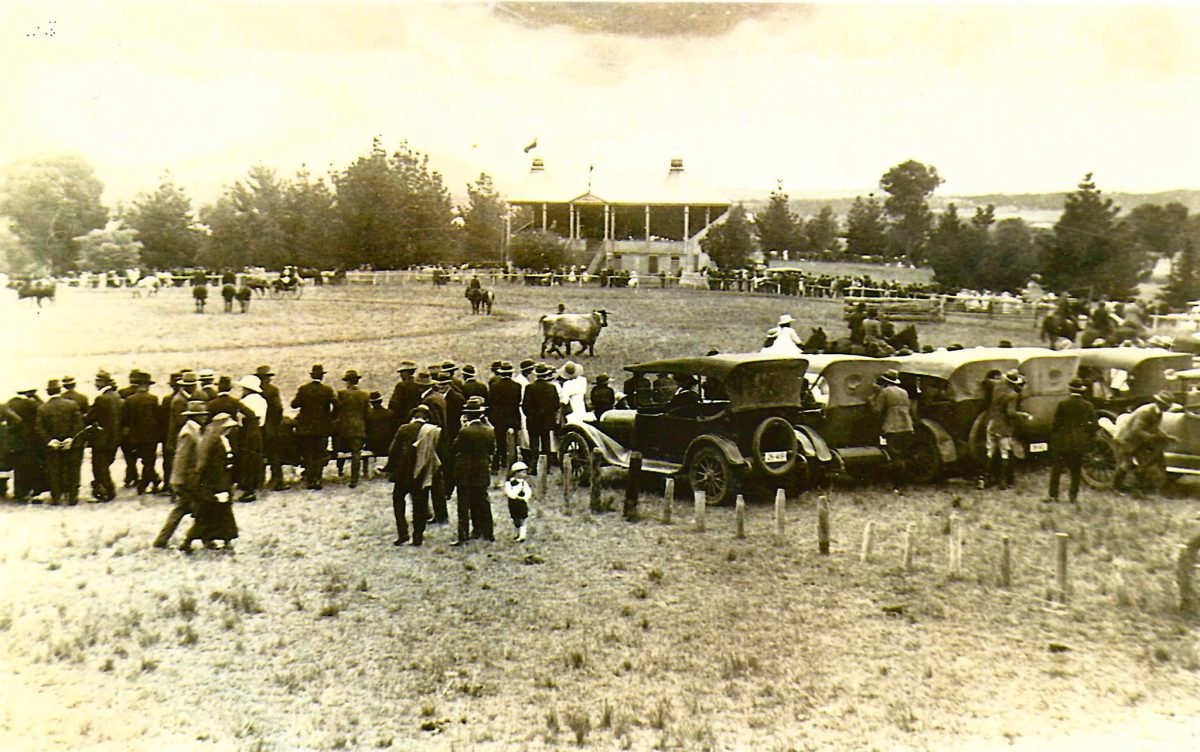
[754, 184, 802, 257]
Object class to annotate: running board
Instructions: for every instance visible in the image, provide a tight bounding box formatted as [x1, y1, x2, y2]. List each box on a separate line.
[1166, 466, 1200, 476]
[610, 454, 682, 475]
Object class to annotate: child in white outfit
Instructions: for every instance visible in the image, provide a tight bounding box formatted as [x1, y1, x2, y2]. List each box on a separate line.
[504, 461, 533, 542]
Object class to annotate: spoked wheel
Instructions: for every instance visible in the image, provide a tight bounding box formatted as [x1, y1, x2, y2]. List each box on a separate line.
[1082, 434, 1118, 489]
[559, 433, 594, 486]
[907, 428, 944, 484]
[687, 445, 739, 506]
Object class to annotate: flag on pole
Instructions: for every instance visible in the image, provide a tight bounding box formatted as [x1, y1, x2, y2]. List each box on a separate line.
[523, 137, 538, 153]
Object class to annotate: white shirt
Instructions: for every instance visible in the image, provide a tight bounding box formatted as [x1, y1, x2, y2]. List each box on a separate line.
[559, 376, 588, 417]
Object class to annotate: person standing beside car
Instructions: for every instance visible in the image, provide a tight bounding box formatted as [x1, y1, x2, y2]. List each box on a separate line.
[869, 369, 914, 494]
[1043, 379, 1098, 504]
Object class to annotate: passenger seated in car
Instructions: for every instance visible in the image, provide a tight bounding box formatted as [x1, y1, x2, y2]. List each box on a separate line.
[668, 374, 701, 410]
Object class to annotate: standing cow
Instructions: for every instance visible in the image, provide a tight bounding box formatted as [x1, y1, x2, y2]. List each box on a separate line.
[539, 310, 609, 358]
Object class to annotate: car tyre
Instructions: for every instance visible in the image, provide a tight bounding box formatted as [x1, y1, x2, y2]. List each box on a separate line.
[559, 432, 594, 487]
[1082, 433, 1118, 489]
[687, 444, 739, 506]
[907, 427, 944, 484]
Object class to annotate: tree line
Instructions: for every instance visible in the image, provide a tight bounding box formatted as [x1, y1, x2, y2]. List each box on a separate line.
[700, 161, 1200, 305]
[0, 138, 506, 276]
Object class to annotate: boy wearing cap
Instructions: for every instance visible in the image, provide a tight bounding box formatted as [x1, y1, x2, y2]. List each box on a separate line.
[153, 400, 207, 548]
[450, 396, 495, 544]
[87, 371, 122, 501]
[1045, 379, 1098, 504]
[291, 365, 339, 490]
[504, 461, 532, 542]
[334, 370, 370, 488]
[36, 380, 83, 505]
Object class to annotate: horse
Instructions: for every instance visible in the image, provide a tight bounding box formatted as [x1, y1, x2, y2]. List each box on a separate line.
[131, 276, 161, 298]
[11, 279, 56, 308]
[235, 285, 252, 313]
[803, 327, 829, 353]
[466, 286, 494, 315]
[242, 275, 272, 297]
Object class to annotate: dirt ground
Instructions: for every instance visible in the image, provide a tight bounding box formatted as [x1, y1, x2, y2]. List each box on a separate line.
[3, 281, 1200, 750]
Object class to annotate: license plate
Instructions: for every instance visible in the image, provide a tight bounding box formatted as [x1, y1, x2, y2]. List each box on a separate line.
[1029, 442, 1048, 453]
[764, 451, 790, 463]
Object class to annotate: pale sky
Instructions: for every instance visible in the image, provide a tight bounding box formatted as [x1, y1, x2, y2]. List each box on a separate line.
[4, 1, 1200, 207]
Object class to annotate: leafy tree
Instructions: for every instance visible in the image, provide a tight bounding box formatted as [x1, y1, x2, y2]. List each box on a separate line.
[880, 160, 943, 261]
[844, 195, 888, 257]
[283, 167, 341, 268]
[927, 203, 972, 288]
[980, 218, 1038, 292]
[1163, 239, 1200, 309]
[971, 204, 996, 231]
[508, 230, 565, 271]
[200, 166, 288, 269]
[1, 153, 108, 273]
[1040, 173, 1146, 298]
[1120, 202, 1189, 258]
[124, 173, 200, 269]
[73, 220, 143, 272]
[460, 173, 505, 265]
[754, 185, 802, 256]
[804, 206, 840, 253]
[334, 137, 456, 268]
[699, 203, 755, 270]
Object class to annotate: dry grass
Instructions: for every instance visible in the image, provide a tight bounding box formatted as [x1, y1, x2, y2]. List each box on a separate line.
[3, 279, 1200, 750]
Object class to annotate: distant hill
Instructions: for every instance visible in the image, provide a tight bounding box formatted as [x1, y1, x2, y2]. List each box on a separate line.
[739, 189, 1200, 223]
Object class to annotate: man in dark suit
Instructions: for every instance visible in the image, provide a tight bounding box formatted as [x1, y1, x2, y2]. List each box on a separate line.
[334, 369, 370, 488]
[522, 364, 560, 471]
[1045, 378, 1099, 504]
[386, 405, 432, 546]
[6, 388, 43, 502]
[118, 370, 143, 487]
[590, 374, 616, 417]
[388, 361, 423, 427]
[667, 373, 701, 410]
[36, 380, 83, 505]
[488, 361, 522, 471]
[255, 365, 286, 491]
[123, 372, 162, 494]
[86, 371, 123, 502]
[364, 391, 396, 478]
[291, 364, 338, 490]
[451, 397, 495, 545]
[460, 365, 489, 400]
[198, 369, 219, 400]
[61, 376, 89, 501]
[206, 375, 241, 418]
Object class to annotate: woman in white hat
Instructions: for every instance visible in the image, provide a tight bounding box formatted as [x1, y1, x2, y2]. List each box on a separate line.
[761, 314, 804, 355]
[557, 361, 588, 419]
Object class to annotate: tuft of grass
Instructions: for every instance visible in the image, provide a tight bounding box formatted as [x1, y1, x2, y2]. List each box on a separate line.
[211, 584, 263, 614]
[545, 706, 560, 736]
[140, 657, 159, 673]
[565, 709, 591, 746]
[178, 591, 198, 619]
[631, 585, 649, 600]
[646, 567, 664, 584]
[355, 577, 369, 592]
[178, 624, 199, 646]
[720, 653, 761, 680]
[566, 649, 587, 670]
[319, 601, 342, 619]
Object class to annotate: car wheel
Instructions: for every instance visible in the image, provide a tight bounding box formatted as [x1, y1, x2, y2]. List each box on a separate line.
[559, 432, 595, 487]
[750, 417, 798, 478]
[1082, 434, 1118, 489]
[967, 413, 988, 466]
[688, 445, 739, 506]
[907, 427, 944, 484]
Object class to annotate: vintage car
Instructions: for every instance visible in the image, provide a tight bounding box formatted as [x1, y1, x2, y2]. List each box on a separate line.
[561, 353, 951, 505]
[894, 349, 1021, 475]
[1074, 347, 1193, 419]
[1083, 367, 1200, 487]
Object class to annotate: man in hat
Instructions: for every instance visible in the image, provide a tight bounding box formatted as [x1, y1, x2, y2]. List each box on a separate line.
[236, 375, 267, 502]
[161, 372, 193, 494]
[122, 371, 162, 494]
[982, 369, 1024, 490]
[291, 364, 338, 490]
[487, 361, 505, 390]
[61, 376, 89, 500]
[388, 361, 423, 427]
[460, 365, 488, 400]
[333, 369, 369, 488]
[869, 370, 914, 493]
[118, 370, 143, 488]
[207, 376, 241, 418]
[651, 372, 677, 404]
[153, 400, 207, 548]
[86, 371, 122, 502]
[364, 391, 396, 478]
[590, 374, 616, 418]
[387, 405, 440, 546]
[514, 359, 536, 392]
[622, 371, 651, 409]
[35, 380, 83, 505]
[1113, 390, 1175, 495]
[441, 360, 464, 393]
[1044, 379, 1099, 504]
[6, 388, 44, 502]
[254, 365, 286, 491]
[522, 364, 560, 471]
[450, 396, 495, 545]
[198, 369, 218, 400]
[667, 372, 701, 410]
[488, 361, 522, 472]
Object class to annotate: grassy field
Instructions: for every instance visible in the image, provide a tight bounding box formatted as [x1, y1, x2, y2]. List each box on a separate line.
[3, 282, 1200, 751]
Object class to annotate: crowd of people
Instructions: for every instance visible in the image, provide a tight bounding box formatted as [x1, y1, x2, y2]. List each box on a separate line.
[0, 358, 634, 552]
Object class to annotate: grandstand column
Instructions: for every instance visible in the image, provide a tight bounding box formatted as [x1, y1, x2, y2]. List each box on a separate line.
[644, 204, 651, 246]
[683, 205, 691, 271]
[541, 203, 548, 232]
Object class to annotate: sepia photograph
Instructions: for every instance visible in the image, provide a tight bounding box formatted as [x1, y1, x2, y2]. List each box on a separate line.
[3, 1, 1200, 749]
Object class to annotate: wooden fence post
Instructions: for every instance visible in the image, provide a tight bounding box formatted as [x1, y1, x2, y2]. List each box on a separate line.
[536, 455, 549, 502]
[663, 478, 674, 524]
[902, 523, 915, 573]
[589, 448, 603, 514]
[1177, 534, 1200, 616]
[774, 489, 786, 543]
[1056, 532, 1070, 602]
[624, 452, 641, 521]
[693, 490, 706, 532]
[1000, 535, 1012, 588]
[505, 429, 516, 470]
[561, 456, 574, 515]
[948, 513, 962, 577]
[860, 521, 875, 563]
[817, 495, 830, 555]
[735, 495, 746, 539]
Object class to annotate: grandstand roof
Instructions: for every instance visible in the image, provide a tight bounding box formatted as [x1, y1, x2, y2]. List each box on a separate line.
[509, 157, 730, 206]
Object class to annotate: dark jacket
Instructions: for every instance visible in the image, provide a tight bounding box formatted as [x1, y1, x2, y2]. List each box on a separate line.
[207, 392, 241, 419]
[164, 392, 190, 452]
[451, 419, 495, 485]
[123, 389, 162, 444]
[462, 379, 489, 400]
[334, 387, 370, 439]
[388, 379, 425, 423]
[443, 388, 466, 448]
[36, 395, 82, 443]
[522, 380, 560, 430]
[261, 382, 284, 429]
[421, 389, 447, 429]
[386, 419, 422, 485]
[365, 405, 397, 455]
[291, 381, 338, 437]
[86, 388, 123, 450]
[590, 385, 616, 417]
[5, 396, 40, 451]
[62, 388, 89, 413]
[1051, 394, 1098, 455]
[488, 378, 523, 429]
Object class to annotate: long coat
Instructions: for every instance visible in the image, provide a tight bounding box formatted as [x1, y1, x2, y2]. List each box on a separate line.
[388, 379, 425, 423]
[35, 395, 82, 443]
[522, 380, 560, 433]
[86, 389, 123, 450]
[6, 396, 40, 451]
[488, 378, 523, 430]
[1051, 394, 1098, 455]
[291, 381, 338, 437]
[451, 420, 495, 486]
[122, 390, 162, 444]
[192, 417, 238, 541]
[869, 384, 914, 435]
[334, 387, 370, 440]
[170, 420, 203, 489]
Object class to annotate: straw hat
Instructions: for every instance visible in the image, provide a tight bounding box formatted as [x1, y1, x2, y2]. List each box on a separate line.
[236, 375, 262, 393]
[558, 361, 583, 380]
